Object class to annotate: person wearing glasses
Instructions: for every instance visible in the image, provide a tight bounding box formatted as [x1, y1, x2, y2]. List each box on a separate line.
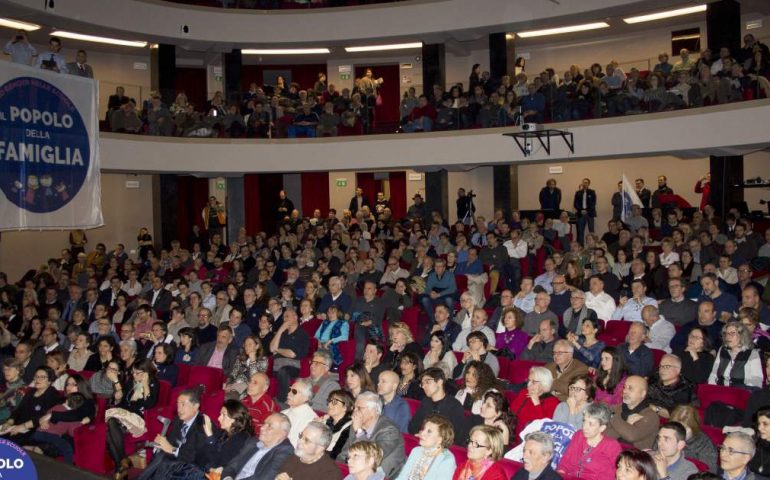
[320, 389, 353, 460]
[720, 432, 763, 480]
[452, 424, 507, 480]
[545, 339, 589, 402]
[557, 402, 622, 479]
[304, 350, 341, 412]
[708, 321, 764, 388]
[646, 354, 694, 419]
[275, 421, 343, 480]
[220, 412, 294, 480]
[396, 415, 457, 480]
[552, 374, 595, 430]
[282, 379, 319, 448]
[0, 366, 61, 446]
[508, 366, 559, 438]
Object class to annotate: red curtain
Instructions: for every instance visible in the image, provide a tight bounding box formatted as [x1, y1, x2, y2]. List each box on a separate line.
[176, 176, 210, 246]
[301, 172, 330, 217]
[244, 174, 262, 235]
[241, 64, 327, 92]
[355, 173, 377, 209]
[175, 68, 207, 111]
[354, 65, 401, 126]
[389, 171, 407, 219]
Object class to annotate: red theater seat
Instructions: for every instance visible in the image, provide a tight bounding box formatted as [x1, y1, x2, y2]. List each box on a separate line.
[506, 360, 546, 384]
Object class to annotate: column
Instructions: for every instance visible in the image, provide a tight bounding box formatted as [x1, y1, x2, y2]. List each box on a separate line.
[706, 0, 741, 55]
[709, 156, 743, 218]
[224, 49, 243, 105]
[493, 165, 517, 218]
[488, 33, 516, 80]
[425, 170, 449, 222]
[151, 44, 176, 107]
[422, 44, 445, 96]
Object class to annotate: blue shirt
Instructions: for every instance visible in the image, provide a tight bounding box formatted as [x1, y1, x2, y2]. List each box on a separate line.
[455, 259, 483, 275]
[425, 272, 457, 298]
[381, 394, 411, 433]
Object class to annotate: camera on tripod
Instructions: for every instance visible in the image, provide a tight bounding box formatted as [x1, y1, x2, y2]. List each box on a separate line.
[467, 189, 476, 198]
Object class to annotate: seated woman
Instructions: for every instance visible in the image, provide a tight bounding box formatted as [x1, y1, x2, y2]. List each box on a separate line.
[477, 390, 516, 447]
[453, 425, 508, 480]
[344, 440, 386, 480]
[225, 335, 269, 397]
[322, 389, 354, 460]
[708, 321, 763, 389]
[118, 339, 138, 373]
[455, 361, 503, 415]
[749, 406, 770, 477]
[198, 399, 254, 477]
[46, 351, 70, 391]
[31, 374, 95, 464]
[315, 305, 349, 372]
[508, 366, 560, 439]
[383, 322, 422, 371]
[552, 374, 595, 430]
[669, 405, 718, 472]
[89, 359, 121, 398]
[84, 336, 118, 372]
[672, 326, 715, 385]
[174, 327, 199, 365]
[738, 307, 770, 354]
[152, 343, 179, 387]
[615, 450, 659, 480]
[567, 317, 605, 369]
[346, 361, 375, 399]
[494, 307, 528, 360]
[67, 332, 92, 372]
[595, 346, 627, 406]
[397, 351, 426, 400]
[105, 359, 160, 478]
[423, 331, 458, 379]
[0, 366, 62, 447]
[453, 331, 500, 379]
[396, 414, 457, 480]
[0, 359, 27, 424]
[557, 402, 622, 479]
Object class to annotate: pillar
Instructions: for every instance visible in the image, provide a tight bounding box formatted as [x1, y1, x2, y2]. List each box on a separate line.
[224, 49, 243, 106]
[710, 156, 744, 218]
[425, 170, 449, 223]
[422, 44, 445, 97]
[151, 44, 176, 107]
[706, 0, 741, 55]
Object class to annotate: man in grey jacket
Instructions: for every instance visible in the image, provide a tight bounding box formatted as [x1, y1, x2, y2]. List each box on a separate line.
[303, 349, 340, 413]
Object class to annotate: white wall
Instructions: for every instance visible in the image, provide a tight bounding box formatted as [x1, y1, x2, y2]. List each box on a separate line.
[445, 48, 489, 91]
[447, 167, 494, 222]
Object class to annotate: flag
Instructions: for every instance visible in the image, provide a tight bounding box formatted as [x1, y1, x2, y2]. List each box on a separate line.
[621, 174, 642, 223]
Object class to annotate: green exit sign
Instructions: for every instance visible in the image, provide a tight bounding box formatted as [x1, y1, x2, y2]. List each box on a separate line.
[336, 178, 347, 187]
[340, 73, 351, 80]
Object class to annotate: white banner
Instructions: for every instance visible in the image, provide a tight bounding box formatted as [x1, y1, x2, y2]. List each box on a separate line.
[621, 174, 642, 223]
[0, 61, 102, 231]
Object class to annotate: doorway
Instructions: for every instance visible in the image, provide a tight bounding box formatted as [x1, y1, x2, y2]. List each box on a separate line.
[354, 64, 400, 133]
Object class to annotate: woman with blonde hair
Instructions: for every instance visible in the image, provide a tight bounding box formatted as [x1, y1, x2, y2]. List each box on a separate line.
[344, 440, 386, 480]
[383, 321, 422, 370]
[396, 414, 457, 480]
[452, 425, 508, 480]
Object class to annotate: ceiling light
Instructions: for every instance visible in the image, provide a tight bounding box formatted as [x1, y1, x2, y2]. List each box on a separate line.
[0, 17, 41, 31]
[50, 30, 147, 48]
[505, 33, 515, 40]
[623, 5, 707, 24]
[517, 22, 610, 38]
[345, 42, 423, 53]
[242, 48, 330, 55]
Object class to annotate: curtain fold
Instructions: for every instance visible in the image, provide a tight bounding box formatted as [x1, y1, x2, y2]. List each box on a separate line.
[389, 171, 407, 219]
[301, 172, 330, 217]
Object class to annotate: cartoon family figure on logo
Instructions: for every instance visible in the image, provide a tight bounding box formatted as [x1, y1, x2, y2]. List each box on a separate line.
[10, 174, 71, 212]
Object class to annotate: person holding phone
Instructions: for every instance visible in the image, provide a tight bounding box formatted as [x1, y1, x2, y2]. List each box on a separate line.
[35, 37, 68, 74]
[3, 30, 37, 66]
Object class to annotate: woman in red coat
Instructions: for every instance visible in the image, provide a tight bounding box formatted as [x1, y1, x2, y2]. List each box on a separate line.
[508, 366, 560, 439]
[453, 425, 508, 480]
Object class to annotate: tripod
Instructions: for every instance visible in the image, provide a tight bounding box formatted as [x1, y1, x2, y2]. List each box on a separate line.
[461, 195, 476, 226]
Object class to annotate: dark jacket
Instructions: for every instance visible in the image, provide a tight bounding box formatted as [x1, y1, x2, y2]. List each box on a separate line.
[160, 413, 209, 468]
[221, 437, 294, 480]
[348, 195, 371, 215]
[193, 342, 239, 377]
[573, 188, 597, 217]
[512, 464, 563, 480]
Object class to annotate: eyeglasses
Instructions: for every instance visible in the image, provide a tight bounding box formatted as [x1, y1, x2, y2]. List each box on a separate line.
[718, 445, 752, 456]
[311, 360, 328, 368]
[33, 374, 50, 381]
[298, 433, 318, 445]
[724, 331, 739, 337]
[328, 398, 345, 406]
[659, 364, 679, 370]
[468, 440, 490, 449]
[553, 351, 570, 356]
[568, 386, 586, 392]
[552, 281, 565, 285]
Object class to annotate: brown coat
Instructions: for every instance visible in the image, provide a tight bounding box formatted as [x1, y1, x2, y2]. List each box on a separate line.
[546, 358, 589, 402]
[605, 403, 659, 449]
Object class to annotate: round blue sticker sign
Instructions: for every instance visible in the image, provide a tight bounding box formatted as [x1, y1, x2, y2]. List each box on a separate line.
[0, 438, 38, 480]
[0, 76, 90, 213]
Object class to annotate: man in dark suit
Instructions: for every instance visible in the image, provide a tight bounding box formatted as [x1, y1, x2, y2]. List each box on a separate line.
[573, 177, 597, 244]
[193, 324, 238, 377]
[337, 391, 406, 478]
[512, 431, 563, 480]
[137, 388, 209, 480]
[348, 187, 371, 216]
[144, 277, 173, 319]
[220, 412, 294, 480]
[65, 49, 94, 78]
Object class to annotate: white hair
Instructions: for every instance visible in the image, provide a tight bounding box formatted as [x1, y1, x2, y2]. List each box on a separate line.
[529, 366, 554, 392]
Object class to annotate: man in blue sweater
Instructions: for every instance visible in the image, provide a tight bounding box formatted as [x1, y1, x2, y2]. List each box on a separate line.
[419, 258, 457, 325]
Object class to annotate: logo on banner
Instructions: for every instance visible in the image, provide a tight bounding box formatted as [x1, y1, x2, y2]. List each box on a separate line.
[0, 76, 90, 213]
[0, 438, 38, 480]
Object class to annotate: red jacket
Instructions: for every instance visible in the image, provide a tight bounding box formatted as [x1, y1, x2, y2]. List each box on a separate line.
[509, 389, 560, 438]
[409, 104, 437, 121]
[242, 392, 279, 435]
[452, 461, 508, 480]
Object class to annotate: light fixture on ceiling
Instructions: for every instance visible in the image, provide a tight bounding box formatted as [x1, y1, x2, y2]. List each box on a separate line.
[517, 22, 610, 38]
[50, 30, 147, 48]
[345, 42, 423, 52]
[623, 4, 707, 24]
[242, 48, 330, 55]
[505, 33, 515, 40]
[0, 17, 41, 31]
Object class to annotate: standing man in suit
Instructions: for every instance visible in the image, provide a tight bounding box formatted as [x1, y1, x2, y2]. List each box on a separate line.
[539, 179, 562, 213]
[137, 388, 210, 480]
[66, 49, 94, 78]
[573, 178, 597, 244]
[219, 412, 294, 480]
[348, 187, 370, 216]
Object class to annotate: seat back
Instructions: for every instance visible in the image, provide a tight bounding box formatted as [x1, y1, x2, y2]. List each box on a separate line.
[604, 320, 632, 342]
[403, 433, 420, 455]
[696, 384, 752, 412]
[448, 444, 468, 466]
[506, 360, 546, 384]
[499, 459, 524, 478]
[405, 397, 421, 417]
[176, 363, 192, 387]
[158, 379, 173, 407]
[187, 365, 225, 393]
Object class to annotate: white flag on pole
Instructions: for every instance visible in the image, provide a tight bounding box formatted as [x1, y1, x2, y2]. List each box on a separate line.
[621, 174, 642, 223]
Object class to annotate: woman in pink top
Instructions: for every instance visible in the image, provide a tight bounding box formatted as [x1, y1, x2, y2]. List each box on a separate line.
[594, 347, 626, 406]
[558, 402, 622, 480]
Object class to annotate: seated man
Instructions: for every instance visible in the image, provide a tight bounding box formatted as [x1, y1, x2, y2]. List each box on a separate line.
[241, 372, 279, 436]
[275, 421, 342, 480]
[402, 95, 437, 133]
[377, 370, 411, 433]
[316, 102, 339, 137]
[523, 291, 559, 335]
[453, 331, 500, 378]
[585, 275, 617, 321]
[452, 307, 496, 353]
[658, 278, 699, 327]
[350, 281, 385, 359]
[423, 304, 461, 348]
[611, 279, 657, 322]
[220, 412, 294, 480]
[719, 432, 762, 480]
[303, 350, 340, 413]
[545, 339, 589, 402]
[363, 340, 388, 385]
[650, 422, 698, 480]
[337, 391, 406, 478]
[642, 305, 675, 353]
[646, 355, 694, 419]
[419, 259, 457, 326]
[287, 103, 319, 138]
[618, 322, 654, 377]
[269, 308, 310, 402]
[193, 324, 238, 377]
[281, 379, 318, 448]
[512, 432, 562, 480]
[606, 375, 658, 449]
[408, 367, 468, 446]
[514, 277, 537, 315]
[521, 318, 558, 363]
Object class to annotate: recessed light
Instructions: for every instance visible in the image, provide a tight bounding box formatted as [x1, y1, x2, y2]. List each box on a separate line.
[623, 5, 707, 24]
[517, 22, 610, 38]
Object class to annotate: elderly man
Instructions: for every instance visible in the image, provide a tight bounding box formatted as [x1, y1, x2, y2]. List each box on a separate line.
[275, 421, 342, 480]
[513, 431, 562, 480]
[561, 289, 598, 337]
[719, 432, 763, 480]
[452, 308, 496, 352]
[337, 391, 406, 478]
[585, 275, 617, 320]
[514, 277, 537, 314]
[378, 370, 410, 433]
[281, 379, 318, 447]
[549, 274, 572, 318]
[194, 324, 238, 376]
[523, 290, 559, 335]
[270, 308, 310, 402]
[545, 339, 589, 402]
[521, 318, 558, 363]
[220, 412, 294, 480]
[241, 372, 279, 436]
[611, 279, 657, 322]
[606, 375, 658, 449]
[350, 280, 385, 358]
[650, 422, 699, 480]
[317, 276, 353, 318]
[659, 278, 699, 327]
[303, 350, 340, 413]
[646, 354, 694, 418]
[641, 305, 675, 353]
[618, 322, 654, 377]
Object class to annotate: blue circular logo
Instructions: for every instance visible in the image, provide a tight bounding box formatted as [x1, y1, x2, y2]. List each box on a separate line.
[0, 438, 38, 480]
[0, 76, 90, 213]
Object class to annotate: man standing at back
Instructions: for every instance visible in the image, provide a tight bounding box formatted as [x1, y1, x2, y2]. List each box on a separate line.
[573, 178, 596, 244]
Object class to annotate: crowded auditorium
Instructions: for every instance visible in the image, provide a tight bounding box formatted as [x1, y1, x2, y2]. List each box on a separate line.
[1, 1, 770, 480]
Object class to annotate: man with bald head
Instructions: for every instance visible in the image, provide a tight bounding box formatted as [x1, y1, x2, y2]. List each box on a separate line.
[645, 354, 694, 419]
[219, 412, 294, 480]
[242, 372, 279, 435]
[641, 305, 675, 353]
[377, 369, 411, 433]
[606, 375, 659, 449]
[545, 339, 588, 402]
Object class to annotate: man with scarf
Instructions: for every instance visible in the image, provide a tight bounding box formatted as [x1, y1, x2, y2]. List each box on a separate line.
[605, 375, 658, 449]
